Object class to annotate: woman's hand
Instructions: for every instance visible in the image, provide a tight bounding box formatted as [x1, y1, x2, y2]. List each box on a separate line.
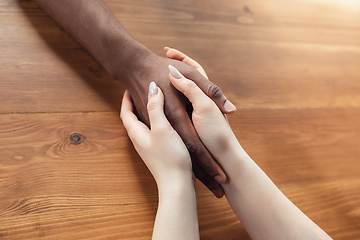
[168, 64, 241, 171]
[120, 82, 194, 190]
[121, 83, 200, 240]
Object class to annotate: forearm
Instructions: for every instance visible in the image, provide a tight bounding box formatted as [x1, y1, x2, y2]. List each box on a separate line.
[34, 0, 152, 82]
[153, 177, 199, 240]
[221, 148, 332, 240]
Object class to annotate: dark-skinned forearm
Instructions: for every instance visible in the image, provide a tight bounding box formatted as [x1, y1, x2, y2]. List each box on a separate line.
[34, 0, 228, 197]
[34, 0, 151, 83]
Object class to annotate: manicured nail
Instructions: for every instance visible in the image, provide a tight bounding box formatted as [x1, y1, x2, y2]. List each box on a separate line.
[214, 175, 226, 184]
[224, 100, 236, 112]
[149, 81, 158, 96]
[168, 65, 183, 79]
[164, 46, 171, 52]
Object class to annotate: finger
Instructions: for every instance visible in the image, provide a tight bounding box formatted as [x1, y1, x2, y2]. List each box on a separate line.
[147, 82, 171, 131]
[164, 49, 236, 114]
[164, 47, 200, 70]
[167, 101, 227, 185]
[120, 90, 150, 142]
[168, 65, 215, 114]
[165, 47, 208, 79]
[169, 65, 236, 114]
[192, 161, 224, 198]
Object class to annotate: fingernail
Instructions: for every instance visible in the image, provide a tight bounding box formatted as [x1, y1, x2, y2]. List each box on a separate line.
[224, 100, 236, 112]
[212, 189, 223, 198]
[214, 175, 226, 184]
[168, 65, 183, 79]
[164, 46, 171, 52]
[149, 81, 158, 96]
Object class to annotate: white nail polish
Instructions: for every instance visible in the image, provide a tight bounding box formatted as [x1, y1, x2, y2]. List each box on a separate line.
[149, 81, 158, 96]
[224, 100, 236, 112]
[168, 65, 183, 79]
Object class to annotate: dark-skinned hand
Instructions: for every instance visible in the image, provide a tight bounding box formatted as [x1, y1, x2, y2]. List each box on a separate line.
[122, 48, 236, 198]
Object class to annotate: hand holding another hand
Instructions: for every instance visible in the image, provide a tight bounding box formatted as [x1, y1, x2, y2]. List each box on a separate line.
[123, 48, 236, 197]
[167, 64, 242, 174]
[120, 84, 194, 191]
[122, 55, 332, 240]
[121, 80, 200, 240]
[121, 48, 241, 190]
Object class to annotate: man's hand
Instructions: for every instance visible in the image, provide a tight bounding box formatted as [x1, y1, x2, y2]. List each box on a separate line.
[120, 49, 236, 198]
[33, 0, 236, 198]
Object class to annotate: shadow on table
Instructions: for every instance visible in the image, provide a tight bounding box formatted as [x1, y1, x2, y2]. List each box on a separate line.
[18, 0, 124, 112]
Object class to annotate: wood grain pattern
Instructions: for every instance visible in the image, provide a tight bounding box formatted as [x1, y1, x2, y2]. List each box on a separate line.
[1, 0, 360, 112]
[0, 112, 241, 239]
[1, 0, 360, 239]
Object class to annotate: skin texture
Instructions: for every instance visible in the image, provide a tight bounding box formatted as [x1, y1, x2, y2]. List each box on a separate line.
[120, 56, 333, 238]
[121, 87, 199, 240]
[33, 0, 239, 197]
[163, 54, 333, 240]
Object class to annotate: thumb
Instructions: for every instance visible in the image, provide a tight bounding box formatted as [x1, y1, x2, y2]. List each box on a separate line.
[168, 65, 214, 114]
[164, 47, 208, 79]
[147, 82, 170, 131]
[171, 64, 236, 114]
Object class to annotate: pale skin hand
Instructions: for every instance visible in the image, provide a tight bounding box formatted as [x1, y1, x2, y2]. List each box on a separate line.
[165, 48, 240, 167]
[167, 57, 333, 240]
[165, 48, 238, 168]
[120, 85, 199, 240]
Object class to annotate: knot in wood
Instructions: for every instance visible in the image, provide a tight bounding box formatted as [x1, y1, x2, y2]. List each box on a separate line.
[70, 133, 84, 145]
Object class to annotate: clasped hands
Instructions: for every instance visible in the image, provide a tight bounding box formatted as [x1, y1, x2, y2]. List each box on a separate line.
[121, 48, 237, 197]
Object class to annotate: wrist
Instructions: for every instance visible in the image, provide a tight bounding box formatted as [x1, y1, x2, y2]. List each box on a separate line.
[110, 41, 155, 85]
[156, 171, 195, 195]
[220, 141, 252, 181]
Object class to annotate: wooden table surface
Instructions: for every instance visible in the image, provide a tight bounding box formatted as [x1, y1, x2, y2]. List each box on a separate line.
[1, 0, 360, 239]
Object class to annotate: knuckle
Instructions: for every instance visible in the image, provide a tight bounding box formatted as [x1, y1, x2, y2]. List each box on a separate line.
[206, 82, 223, 100]
[201, 160, 216, 175]
[182, 80, 200, 99]
[185, 142, 201, 156]
[147, 100, 158, 112]
[185, 80, 198, 90]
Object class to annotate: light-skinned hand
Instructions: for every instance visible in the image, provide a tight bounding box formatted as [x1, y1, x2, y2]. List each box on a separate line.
[168, 64, 242, 172]
[120, 84, 194, 190]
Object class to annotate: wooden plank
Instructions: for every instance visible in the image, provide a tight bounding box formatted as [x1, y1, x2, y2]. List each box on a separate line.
[0, 112, 240, 239]
[1, 0, 360, 113]
[0, 0, 124, 113]
[1, 0, 360, 239]
[1, 109, 360, 239]
[229, 108, 360, 184]
[110, 0, 360, 46]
